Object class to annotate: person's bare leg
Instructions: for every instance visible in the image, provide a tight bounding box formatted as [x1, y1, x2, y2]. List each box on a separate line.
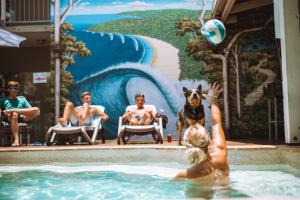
[142, 113, 152, 125]
[138, 114, 145, 125]
[122, 112, 130, 122]
[59, 101, 76, 126]
[79, 102, 90, 125]
[129, 117, 139, 125]
[22, 107, 40, 122]
[10, 112, 20, 146]
[4, 107, 39, 119]
[143, 119, 152, 125]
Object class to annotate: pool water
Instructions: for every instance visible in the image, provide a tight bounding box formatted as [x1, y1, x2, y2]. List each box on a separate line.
[0, 163, 299, 200]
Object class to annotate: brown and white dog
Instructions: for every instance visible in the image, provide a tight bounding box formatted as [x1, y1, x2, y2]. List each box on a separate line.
[176, 84, 205, 145]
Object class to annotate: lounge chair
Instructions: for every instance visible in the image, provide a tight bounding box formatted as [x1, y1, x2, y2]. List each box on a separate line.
[117, 105, 163, 145]
[0, 111, 32, 146]
[45, 105, 105, 146]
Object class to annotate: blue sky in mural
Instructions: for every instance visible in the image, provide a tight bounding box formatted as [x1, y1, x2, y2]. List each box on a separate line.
[59, 0, 213, 15]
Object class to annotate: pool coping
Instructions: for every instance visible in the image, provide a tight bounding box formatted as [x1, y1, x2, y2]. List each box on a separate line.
[0, 144, 278, 152]
[0, 143, 299, 170]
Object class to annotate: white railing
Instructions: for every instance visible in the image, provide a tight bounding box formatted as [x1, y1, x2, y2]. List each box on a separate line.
[1, 0, 50, 26]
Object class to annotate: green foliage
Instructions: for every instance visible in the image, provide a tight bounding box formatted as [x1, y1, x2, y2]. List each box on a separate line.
[88, 9, 206, 80]
[176, 15, 283, 138]
[176, 17, 201, 37]
[50, 22, 91, 114]
[228, 50, 283, 138]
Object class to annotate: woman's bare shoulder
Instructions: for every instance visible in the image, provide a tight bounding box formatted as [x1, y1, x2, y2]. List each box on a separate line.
[174, 169, 187, 179]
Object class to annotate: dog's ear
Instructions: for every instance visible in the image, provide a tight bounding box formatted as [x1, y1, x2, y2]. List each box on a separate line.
[197, 84, 202, 93]
[183, 87, 189, 97]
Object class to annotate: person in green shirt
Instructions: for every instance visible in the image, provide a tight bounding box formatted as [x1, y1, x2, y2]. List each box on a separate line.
[0, 81, 40, 146]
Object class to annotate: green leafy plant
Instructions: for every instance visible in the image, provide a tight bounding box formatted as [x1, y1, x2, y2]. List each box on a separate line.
[49, 22, 91, 114]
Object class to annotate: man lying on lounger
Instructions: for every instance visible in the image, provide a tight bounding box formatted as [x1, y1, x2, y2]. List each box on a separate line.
[122, 93, 158, 125]
[57, 91, 109, 127]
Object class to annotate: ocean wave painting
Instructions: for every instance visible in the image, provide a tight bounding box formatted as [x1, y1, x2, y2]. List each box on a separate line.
[68, 63, 208, 139]
[59, 1, 210, 138]
[66, 31, 154, 81]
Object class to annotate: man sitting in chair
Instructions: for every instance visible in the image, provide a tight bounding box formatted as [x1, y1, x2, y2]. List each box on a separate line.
[0, 81, 40, 146]
[57, 91, 109, 127]
[122, 93, 158, 125]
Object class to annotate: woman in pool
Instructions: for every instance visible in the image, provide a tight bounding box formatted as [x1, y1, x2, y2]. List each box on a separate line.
[175, 83, 229, 179]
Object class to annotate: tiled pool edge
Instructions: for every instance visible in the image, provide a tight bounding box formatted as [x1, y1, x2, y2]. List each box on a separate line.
[280, 147, 300, 170]
[0, 144, 277, 152]
[0, 145, 298, 168]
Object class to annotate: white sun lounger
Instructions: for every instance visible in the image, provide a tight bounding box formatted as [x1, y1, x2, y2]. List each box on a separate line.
[45, 105, 105, 145]
[117, 105, 163, 144]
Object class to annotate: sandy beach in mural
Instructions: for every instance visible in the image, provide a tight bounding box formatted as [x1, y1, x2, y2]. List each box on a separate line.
[139, 35, 180, 83]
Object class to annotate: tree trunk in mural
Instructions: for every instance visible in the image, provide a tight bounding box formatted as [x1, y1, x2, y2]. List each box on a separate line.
[231, 43, 242, 118]
[60, 0, 81, 25]
[216, 24, 272, 134]
[176, 16, 273, 136]
[211, 53, 230, 134]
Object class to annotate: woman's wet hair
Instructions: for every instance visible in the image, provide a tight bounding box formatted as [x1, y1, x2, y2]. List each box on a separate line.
[184, 124, 210, 165]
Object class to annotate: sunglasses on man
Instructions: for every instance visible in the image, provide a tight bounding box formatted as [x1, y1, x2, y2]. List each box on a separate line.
[8, 87, 19, 93]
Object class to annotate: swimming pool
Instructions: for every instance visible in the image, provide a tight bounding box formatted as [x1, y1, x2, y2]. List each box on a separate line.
[0, 163, 300, 199]
[0, 146, 300, 199]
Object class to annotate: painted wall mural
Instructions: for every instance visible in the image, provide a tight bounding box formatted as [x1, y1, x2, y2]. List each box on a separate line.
[56, 0, 212, 139]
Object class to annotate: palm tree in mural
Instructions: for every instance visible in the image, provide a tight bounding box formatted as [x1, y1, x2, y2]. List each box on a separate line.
[51, 0, 81, 24]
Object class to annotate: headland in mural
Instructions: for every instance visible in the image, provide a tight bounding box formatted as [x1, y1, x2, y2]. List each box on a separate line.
[64, 9, 208, 139]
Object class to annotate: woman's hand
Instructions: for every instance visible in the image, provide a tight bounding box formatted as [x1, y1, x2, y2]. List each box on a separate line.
[206, 83, 223, 105]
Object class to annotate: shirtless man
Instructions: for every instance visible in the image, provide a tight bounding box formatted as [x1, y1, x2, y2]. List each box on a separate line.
[0, 81, 40, 146]
[58, 91, 109, 127]
[175, 83, 229, 179]
[122, 93, 158, 125]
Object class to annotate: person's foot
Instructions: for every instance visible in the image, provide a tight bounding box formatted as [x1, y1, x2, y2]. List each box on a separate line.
[11, 141, 19, 147]
[58, 118, 67, 127]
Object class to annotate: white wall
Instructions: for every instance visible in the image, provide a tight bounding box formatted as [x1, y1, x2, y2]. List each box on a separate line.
[279, 0, 300, 143]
